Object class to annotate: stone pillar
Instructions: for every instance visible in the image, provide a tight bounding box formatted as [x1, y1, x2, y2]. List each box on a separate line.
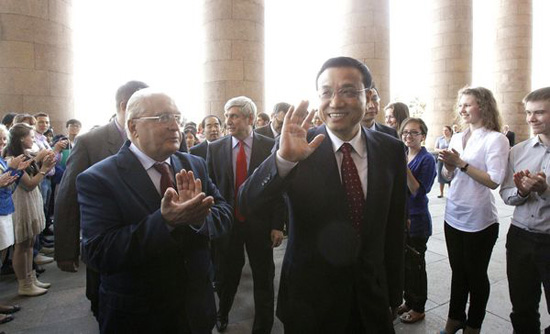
[494, 0, 532, 142]
[203, 0, 264, 120]
[341, 0, 390, 118]
[0, 0, 74, 132]
[424, 0, 472, 149]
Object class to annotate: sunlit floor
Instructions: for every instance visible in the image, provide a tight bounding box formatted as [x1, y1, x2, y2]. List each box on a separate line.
[0, 187, 548, 333]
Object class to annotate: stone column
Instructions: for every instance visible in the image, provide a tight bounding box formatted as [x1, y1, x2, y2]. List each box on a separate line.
[0, 0, 74, 132]
[341, 0, 390, 117]
[424, 0, 472, 149]
[203, 0, 264, 120]
[494, 0, 532, 142]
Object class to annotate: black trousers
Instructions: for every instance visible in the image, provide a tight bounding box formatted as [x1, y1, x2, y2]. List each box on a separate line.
[506, 225, 550, 334]
[444, 222, 498, 329]
[86, 266, 100, 319]
[216, 221, 274, 334]
[403, 236, 429, 313]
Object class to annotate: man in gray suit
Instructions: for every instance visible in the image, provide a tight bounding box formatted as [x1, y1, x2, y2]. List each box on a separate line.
[255, 102, 291, 139]
[361, 87, 398, 138]
[54, 80, 148, 317]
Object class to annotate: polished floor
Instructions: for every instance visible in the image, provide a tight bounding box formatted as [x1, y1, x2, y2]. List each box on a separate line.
[0, 186, 548, 333]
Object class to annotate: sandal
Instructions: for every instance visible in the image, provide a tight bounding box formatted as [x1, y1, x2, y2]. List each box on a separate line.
[396, 303, 411, 315]
[0, 305, 20, 314]
[0, 314, 13, 324]
[399, 310, 425, 324]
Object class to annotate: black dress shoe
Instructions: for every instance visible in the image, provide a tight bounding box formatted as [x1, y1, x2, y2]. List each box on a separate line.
[216, 315, 228, 332]
[34, 264, 46, 274]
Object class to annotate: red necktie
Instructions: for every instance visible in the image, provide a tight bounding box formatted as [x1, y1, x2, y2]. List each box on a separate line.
[153, 162, 175, 195]
[234, 141, 247, 222]
[340, 143, 365, 236]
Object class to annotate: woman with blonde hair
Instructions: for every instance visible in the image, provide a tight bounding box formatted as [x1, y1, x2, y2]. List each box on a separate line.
[438, 86, 510, 334]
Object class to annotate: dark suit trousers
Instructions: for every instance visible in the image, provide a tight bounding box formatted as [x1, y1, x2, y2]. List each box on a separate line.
[86, 267, 100, 318]
[216, 220, 274, 334]
[506, 225, 550, 334]
[98, 288, 205, 334]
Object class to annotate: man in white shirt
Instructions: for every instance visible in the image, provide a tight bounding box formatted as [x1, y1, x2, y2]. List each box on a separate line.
[500, 87, 550, 334]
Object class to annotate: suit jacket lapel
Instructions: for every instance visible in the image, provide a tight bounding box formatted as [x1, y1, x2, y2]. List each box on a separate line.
[117, 144, 161, 212]
[222, 137, 234, 193]
[248, 133, 264, 176]
[107, 121, 125, 155]
[363, 128, 382, 237]
[310, 126, 346, 200]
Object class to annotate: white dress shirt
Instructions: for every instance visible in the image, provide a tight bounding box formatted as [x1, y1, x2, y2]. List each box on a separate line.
[444, 127, 510, 232]
[500, 136, 550, 234]
[129, 143, 171, 195]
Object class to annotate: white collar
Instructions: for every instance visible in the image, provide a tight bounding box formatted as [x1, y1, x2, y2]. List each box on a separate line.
[325, 126, 366, 158]
[231, 132, 254, 149]
[129, 143, 171, 170]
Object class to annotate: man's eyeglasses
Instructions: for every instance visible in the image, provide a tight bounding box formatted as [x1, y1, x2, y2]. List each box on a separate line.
[401, 131, 423, 137]
[318, 87, 369, 101]
[133, 114, 182, 124]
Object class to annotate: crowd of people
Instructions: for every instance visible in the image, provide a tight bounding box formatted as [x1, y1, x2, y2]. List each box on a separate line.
[0, 113, 81, 324]
[0, 56, 548, 334]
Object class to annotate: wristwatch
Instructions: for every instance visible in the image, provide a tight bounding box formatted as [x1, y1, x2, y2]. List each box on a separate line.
[460, 163, 469, 172]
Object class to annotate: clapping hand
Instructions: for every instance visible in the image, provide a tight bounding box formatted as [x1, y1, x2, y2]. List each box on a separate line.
[40, 151, 56, 172]
[278, 100, 325, 162]
[514, 170, 548, 196]
[438, 148, 463, 170]
[0, 172, 18, 187]
[7, 154, 33, 171]
[161, 170, 214, 227]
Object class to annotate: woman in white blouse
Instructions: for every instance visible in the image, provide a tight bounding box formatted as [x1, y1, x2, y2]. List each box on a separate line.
[438, 86, 510, 334]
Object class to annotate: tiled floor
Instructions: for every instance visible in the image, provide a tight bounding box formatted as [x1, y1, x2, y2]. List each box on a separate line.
[0, 187, 547, 333]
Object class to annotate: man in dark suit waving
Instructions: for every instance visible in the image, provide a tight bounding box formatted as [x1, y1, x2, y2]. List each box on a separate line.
[77, 89, 232, 333]
[208, 96, 284, 333]
[239, 57, 407, 333]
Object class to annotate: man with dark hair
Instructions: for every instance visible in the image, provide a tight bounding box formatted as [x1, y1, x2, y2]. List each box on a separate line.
[34, 112, 68, 264]
[500, 87, 550, 334]
[78, 88, 231, 333]
[256, 112, 270, 128]
[208, 96, 284, 333]
[54, 80, 148, 319]
[1, 112, 17, 129]
[239, 56, 407, 332]
[361, 87, 398, 138]
[189, 115, 222, 160]
[255, 102, 291, 139]
[65, 119, 82, 147]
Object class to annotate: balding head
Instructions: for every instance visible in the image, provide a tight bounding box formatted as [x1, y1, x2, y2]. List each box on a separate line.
[125, 88, 182, 161]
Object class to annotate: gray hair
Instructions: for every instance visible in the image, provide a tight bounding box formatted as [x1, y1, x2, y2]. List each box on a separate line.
[224, 96, 257, 118]
[125, 88, 176, 138]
